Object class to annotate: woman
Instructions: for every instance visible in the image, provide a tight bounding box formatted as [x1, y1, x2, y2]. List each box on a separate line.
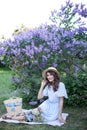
[2, 67, 68, 123]
[37, 67, 68, 123]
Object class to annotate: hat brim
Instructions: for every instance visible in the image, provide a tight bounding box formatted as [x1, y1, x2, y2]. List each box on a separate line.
[42, 67, 60, 80]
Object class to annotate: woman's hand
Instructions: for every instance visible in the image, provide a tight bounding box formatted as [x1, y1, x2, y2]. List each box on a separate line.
[37, 80, 47, 99]
[41, 80, 47, 88]
[58, 115, 66, 124]
[58, 97, 66, 123]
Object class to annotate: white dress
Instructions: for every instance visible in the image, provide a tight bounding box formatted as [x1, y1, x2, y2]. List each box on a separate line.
[39, 82, 68, 121]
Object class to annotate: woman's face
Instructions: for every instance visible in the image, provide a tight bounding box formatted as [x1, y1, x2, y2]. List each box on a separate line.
[46, 72, 54, 82]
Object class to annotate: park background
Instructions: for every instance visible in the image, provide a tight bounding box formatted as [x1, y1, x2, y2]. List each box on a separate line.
[0, 0, 87, 130]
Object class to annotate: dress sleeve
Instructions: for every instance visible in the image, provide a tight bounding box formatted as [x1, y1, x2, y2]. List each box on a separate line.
[43, 86, 48, 96]
[56, 82, 68, 98]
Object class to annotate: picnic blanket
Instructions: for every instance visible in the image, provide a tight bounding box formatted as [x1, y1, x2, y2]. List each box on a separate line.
[0, 109, 69, 126]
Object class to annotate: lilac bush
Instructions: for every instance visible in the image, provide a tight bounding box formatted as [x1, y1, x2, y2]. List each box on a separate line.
[49, 0, 87, 75]
[0, 0, 87, 105]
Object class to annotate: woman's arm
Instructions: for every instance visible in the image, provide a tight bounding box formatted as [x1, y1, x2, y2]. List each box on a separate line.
[37, 80, 47, 100]
[58, 97, 66, 123]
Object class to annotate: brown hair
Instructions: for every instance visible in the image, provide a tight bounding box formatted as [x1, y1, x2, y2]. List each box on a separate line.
[46, 70, 60, 91]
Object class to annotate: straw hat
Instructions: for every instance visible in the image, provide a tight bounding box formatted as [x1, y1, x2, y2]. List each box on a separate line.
[42, 67, 60, 80]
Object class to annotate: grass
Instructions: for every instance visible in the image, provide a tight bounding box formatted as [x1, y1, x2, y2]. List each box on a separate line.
[0, 68, 13, 98]
[0, 68, 87, 130]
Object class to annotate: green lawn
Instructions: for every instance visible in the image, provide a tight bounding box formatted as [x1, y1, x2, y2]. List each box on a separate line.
[0, 68, 87, 130]
[0, 68, 13, 98]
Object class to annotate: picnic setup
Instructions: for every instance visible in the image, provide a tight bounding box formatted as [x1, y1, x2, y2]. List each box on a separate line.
[0, 97, 68, 126]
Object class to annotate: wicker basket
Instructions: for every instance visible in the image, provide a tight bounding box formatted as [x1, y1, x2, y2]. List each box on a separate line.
[4, 97, 22, 116]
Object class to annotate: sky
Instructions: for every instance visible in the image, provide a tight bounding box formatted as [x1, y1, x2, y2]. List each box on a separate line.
[0, 0, 87, 38]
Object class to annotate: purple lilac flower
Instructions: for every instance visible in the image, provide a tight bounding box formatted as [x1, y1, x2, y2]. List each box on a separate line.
[52, 63, 58, 67]
[29, 101, 37, 105]
[32, 60, 38, 65]
[22, 61, 29, 66]
[11, 76, 16, 82]
[42, 55, 47, 62]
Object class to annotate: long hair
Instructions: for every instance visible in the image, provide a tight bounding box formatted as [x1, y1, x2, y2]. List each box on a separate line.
[46, 70, 60, 91]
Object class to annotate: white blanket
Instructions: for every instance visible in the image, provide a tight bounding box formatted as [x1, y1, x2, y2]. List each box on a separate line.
[0, 109, 68, 126]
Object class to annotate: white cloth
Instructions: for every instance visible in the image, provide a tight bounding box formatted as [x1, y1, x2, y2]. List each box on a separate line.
[0, 109, 69, 126]
[39, 82, 68, 121]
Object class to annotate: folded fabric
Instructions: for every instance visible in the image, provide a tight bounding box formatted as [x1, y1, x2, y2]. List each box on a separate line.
[0, 109, 69, 126]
